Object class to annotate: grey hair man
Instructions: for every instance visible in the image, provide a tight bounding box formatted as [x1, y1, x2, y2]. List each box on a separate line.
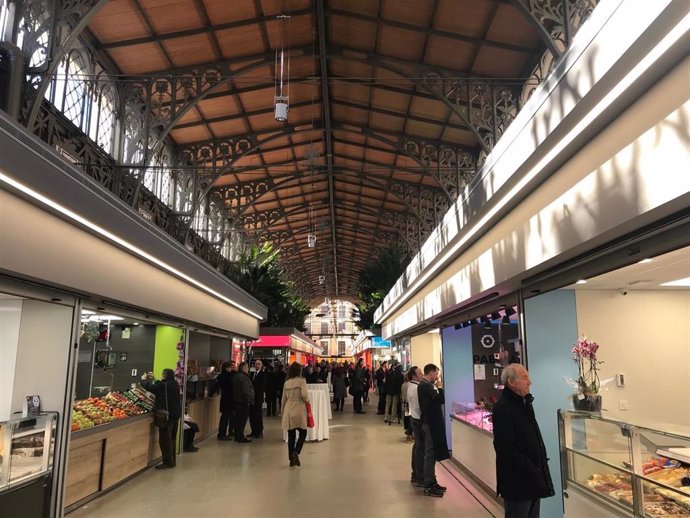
[493, 363, 554, 518]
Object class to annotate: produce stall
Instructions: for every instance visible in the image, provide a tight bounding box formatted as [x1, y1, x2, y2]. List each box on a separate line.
[65, 388, 158, 511]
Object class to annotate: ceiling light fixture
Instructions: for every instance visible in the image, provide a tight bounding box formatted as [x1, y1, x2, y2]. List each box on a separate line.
[660, 277, 690, 287]
[274, 12, 291, 122]
[576, 279, 588, 284]
[638, 258, 653, 264]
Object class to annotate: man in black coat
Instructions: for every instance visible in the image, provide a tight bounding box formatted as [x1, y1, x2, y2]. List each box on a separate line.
[232, 362, 254, 442]
[249, 359, 267, 438]
[492, 363, 554, 518]
[375, 361, 387, 414]
[215, 360, 236, 440]
[417, 363, 450, 498]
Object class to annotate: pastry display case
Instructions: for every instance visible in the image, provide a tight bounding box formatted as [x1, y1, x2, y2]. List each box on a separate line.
[0, 413, 57, 492]
[559, 410, 690, 517]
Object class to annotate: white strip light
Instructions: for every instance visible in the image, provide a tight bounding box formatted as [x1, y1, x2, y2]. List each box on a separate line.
[660, 277, 690, 287]
[0, 172, 265, 320]
[378, 10, 689, 326]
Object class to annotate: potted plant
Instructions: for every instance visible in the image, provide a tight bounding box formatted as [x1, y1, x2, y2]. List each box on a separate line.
[571, 336, 603, 412]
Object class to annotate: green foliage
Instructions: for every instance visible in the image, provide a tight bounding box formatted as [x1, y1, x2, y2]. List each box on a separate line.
[226, 242, 310, 330]
[354, 243, 410, 331]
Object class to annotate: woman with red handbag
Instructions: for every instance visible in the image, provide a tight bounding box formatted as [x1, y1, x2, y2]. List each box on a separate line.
[281, 362, 311, 467]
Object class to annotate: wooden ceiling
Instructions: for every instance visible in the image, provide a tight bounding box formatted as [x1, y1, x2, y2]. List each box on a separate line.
[86, 0, 544, 302]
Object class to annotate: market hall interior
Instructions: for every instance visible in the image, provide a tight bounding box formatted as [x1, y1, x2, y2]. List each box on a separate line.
[1, 1, 689, 518]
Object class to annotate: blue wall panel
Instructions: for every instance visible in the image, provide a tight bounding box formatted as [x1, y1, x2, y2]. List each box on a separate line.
[524, 290, 579, 518]
[441, 326, 474, 449]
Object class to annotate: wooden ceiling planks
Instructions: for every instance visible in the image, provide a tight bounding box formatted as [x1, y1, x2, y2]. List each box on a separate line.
[82, 0, 547, 297]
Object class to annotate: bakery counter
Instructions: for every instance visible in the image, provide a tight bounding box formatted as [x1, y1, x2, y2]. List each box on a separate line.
[65, 414, 159, 511]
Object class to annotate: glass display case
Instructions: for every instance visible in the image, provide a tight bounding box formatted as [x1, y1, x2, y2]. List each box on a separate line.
[559, 410, 690, 517]
[0, 413, 58, 492]
[452, 401, 494, 434]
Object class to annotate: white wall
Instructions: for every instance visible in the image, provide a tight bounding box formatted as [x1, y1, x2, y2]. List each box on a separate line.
[0, 298, 23, 421]
[11, 299, 75, 417]
[411, 333, 442, 371]
[575, 290, 690, 430]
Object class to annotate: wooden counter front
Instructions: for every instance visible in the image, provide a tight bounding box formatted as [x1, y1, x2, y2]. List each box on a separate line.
[65, 414, 158, 509]
[186, 395, 220, 442]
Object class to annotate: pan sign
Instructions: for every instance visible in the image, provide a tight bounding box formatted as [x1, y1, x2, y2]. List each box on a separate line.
[372, 337, 391, 348]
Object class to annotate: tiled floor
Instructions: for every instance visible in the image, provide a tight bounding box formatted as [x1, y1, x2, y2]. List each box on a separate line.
[68, 397, 498, 518]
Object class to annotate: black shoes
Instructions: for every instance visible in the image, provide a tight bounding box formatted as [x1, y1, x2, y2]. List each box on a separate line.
[355, 411, 366, 414]
[236, 437, 252, 443]
[183, 446, 199, 452]
[217, 436, 232, 441]
[434, 482, 447, 492]
[289, 452, 301, 467]
[155, 463, 174, 470]
[424, 486, 444, 497]
[249, 433, 263, 439]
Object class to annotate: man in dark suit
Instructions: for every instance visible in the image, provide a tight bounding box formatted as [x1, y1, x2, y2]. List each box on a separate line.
[215, 360, 236, 440]
[418, 363, 450, 498]
[249, 359, 267, 438]
[493, 364, 554, 518]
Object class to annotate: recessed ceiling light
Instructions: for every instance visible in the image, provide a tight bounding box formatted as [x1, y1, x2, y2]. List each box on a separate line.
[576, 280, 587, 284]
[638, 258, 653, 264]
[660, 277, 690, 287]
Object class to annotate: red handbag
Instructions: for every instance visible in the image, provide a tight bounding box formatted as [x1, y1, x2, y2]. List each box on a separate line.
[306, 402, 315, 428]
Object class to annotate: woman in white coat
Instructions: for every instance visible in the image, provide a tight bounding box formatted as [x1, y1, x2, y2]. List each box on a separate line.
[281, 362, 310, 467]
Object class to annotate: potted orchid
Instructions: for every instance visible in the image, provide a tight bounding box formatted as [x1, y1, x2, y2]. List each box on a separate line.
[571, 336, 603, 412]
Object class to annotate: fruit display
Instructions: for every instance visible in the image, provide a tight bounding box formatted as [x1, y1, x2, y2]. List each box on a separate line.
[71, 388, 154, 431]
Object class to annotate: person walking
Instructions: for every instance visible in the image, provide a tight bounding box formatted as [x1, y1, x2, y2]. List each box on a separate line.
[281, 362, 310, 467]
[375, 361, 387, 415]
[141, 369, 181, 469]
[384, 362, 404, 424]
[249, 359, 267, 438]
[418, 363, 450, 497]
[407, 366, 424, 486]
[351, 358, 366, 414]
[232, 362, 254, 443]
[332, 367, 347, 411]
[215, 361, 236, 440]
[493, 364, 554, 518]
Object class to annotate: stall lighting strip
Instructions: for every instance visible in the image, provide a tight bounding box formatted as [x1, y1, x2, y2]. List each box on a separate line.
[0, 171, 265, 320]
[377, 9, 689, 326]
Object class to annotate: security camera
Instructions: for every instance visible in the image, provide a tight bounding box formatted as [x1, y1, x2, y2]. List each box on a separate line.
[618, 288, 629, 296]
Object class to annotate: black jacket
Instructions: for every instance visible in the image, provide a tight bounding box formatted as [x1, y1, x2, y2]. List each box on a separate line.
[417, 379, 450, 461]
[274, 370, 286, 393]
[492, 386, 555, 500]
[265, 370, 277, 397]
[250, 370, 267, 405]
[351, 365, 365, 393]
[384, 368, 404, 395]
[232, 371, 254, 404]
[375, 367, 386, 386]
[216, 370, 235, 413]
[143, 379, 181, 420]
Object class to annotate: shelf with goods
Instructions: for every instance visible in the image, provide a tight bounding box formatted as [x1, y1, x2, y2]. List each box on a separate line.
[71, 387, 154, 432]
[559, 410, 690, 518]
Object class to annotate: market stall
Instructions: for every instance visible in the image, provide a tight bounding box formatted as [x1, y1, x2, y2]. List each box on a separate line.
[249, 328, 324, 367]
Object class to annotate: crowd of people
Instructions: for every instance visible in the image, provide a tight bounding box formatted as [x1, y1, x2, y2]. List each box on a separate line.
[142, 356, 551, 518]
